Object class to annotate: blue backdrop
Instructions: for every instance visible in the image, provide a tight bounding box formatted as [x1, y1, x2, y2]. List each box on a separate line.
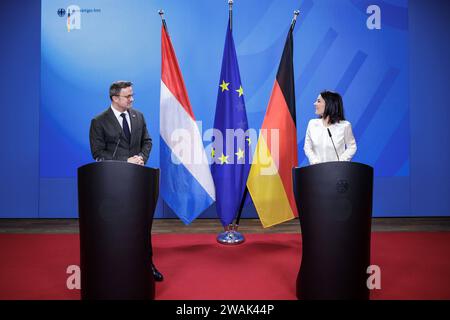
[1, 0, 449, 219]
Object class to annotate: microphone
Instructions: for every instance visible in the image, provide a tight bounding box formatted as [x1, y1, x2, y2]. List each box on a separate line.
[327, 128, 340, 161]
[112, 135, 121, 160]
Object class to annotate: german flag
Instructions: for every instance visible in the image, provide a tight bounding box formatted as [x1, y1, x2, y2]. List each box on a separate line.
[247, 26, 298, 228]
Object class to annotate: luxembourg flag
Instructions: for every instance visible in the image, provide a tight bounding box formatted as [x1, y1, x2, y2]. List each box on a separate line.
[159, 20, 215, 224]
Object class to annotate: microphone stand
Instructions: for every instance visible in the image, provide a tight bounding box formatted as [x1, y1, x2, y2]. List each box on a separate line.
[112, 136, 121, 160]
[327, 128, 340, 161]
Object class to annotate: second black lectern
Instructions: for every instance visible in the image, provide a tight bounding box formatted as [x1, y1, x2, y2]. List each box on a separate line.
[293, 161, 373, 300]
[78, 161, 159, 300]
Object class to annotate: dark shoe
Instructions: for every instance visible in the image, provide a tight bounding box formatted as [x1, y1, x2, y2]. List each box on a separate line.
[151, 263, 164, 282]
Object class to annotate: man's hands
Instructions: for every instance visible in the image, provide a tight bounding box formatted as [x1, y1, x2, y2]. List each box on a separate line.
[127, 155, 144, 165]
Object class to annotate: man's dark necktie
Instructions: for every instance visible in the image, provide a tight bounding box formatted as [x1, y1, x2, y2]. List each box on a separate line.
[120, 113, 131, 141]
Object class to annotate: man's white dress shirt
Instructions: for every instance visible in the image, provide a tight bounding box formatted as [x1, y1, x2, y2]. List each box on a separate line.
[110, 105, 131, 132]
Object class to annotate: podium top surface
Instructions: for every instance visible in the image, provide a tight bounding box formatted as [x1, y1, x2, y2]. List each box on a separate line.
[78, 161, 159, 174]
[294, 161, 373, 174]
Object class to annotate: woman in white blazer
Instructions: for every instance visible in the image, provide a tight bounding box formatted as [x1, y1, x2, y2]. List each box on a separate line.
[304, 91, 357, 165]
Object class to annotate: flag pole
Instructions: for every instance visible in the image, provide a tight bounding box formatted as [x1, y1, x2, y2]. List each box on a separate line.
[217, 0, 245, 245]
[228, 0, 233, 31]
[231, 187, 247, 238]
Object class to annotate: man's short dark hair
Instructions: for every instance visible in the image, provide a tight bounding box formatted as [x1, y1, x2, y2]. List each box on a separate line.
[109, 81, 133, 100]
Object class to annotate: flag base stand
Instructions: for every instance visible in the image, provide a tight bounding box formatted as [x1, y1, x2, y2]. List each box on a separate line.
[217, 224, 245, 245]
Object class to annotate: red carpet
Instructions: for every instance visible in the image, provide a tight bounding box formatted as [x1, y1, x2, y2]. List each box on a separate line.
[0, 232, 449, 300]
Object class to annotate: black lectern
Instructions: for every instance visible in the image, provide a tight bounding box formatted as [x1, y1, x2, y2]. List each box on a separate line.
[77, 161, 159, 300]
[293, 161, 373, 300]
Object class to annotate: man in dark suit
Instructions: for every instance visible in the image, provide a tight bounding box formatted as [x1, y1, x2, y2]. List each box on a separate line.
[89, 81, 151, 164]
[89, 80, 163, 281]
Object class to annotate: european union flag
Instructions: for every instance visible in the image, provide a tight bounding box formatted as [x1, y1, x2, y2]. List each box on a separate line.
[212, 19, 251, 227]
